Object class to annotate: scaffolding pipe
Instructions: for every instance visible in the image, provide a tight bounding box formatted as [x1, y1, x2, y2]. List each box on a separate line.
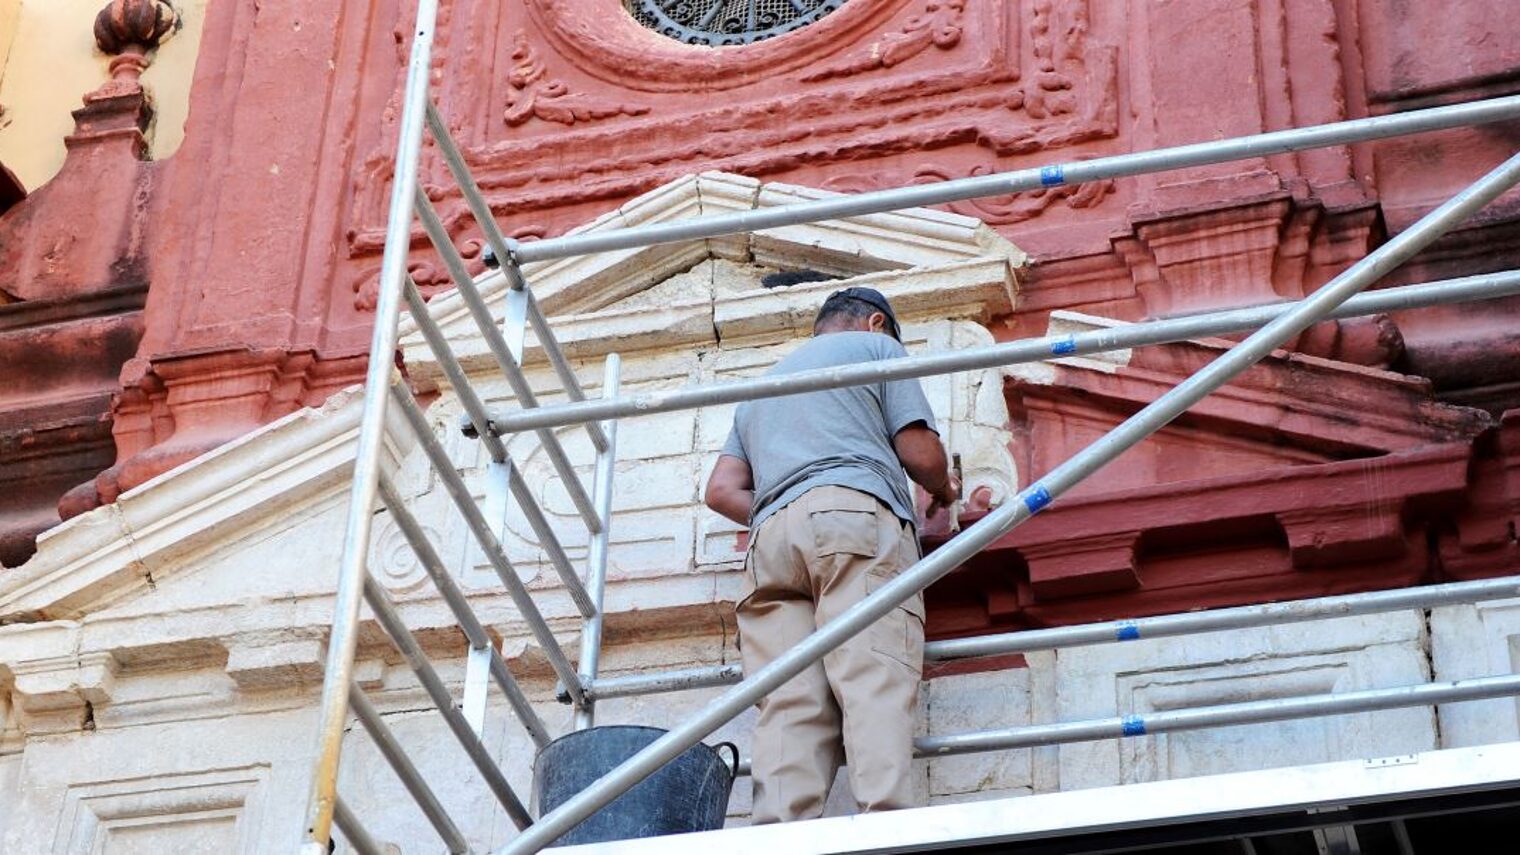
[413, 189, 604, 536]
[575, 355, 622, 730]
[333, 796, 385, 855]
[479, 270, 1520, 436]
[347, 684, 471, 853]
[364, 577, 533, 830]
[578, 663, 745, 702]
[527, 291, 611, 452]
[404, 272, 597, 622]
[404, 276, 509, 461]
[376, 474, 552, 747]
[511, 95, 1520, 264]
[390, 382, 588, 706]
[720, 672, 1520, 776]
[578, 573, 1520, 700]
[916, 673, 1520, 757]
[300, 2, 439, 849]
[424, 100, 609, 453]
[929, 573, 1520, 661]
[500, 150, 1520, 855]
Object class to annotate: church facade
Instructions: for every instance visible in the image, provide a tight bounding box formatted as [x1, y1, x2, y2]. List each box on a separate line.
[1, 1, 1518, 851]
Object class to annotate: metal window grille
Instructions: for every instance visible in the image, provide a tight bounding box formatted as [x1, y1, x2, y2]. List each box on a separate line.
[624, 0, 850, 46]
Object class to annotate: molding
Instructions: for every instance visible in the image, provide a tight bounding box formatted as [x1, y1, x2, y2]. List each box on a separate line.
[399, 171, 1024, 386]
[0, 387, 412, 623]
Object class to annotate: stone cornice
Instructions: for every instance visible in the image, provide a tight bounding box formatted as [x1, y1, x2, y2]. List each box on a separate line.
[400, 171, 1023, 388]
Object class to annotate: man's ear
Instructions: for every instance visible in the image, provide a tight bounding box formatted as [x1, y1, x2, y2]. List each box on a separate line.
[868, 312, 887, 334]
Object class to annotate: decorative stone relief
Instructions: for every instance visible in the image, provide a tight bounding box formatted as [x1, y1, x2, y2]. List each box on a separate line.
[623, 0, 852, 47]
[802, 0, 966, 82]
[502, 32, 650, 127]
[371, 518, 442, 594]
[93, 0, 180, 69]
[340, 0, 1115, 298]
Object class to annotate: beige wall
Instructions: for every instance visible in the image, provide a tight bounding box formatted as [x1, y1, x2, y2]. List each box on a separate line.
[0, 1, 20, 86]
[0, 0, 207, 192]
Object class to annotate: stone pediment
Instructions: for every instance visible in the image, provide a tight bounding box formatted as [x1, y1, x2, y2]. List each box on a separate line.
[400, 172, 1024, 386]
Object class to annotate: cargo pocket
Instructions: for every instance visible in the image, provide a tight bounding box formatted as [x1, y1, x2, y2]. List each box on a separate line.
[866, 571, 926, 672]
[811, 509, 880, 559]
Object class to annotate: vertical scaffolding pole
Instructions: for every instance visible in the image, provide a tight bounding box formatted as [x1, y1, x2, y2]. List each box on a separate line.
[576, 354, 622, 730]
[300, 3, 440, 850]
[501, 149, 1520, 855]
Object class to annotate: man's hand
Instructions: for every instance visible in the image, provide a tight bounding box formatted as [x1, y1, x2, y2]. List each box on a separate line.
[926, 472, 962, 520]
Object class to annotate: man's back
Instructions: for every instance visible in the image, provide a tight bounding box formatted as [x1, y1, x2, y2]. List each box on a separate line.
[705, 286, 957, 823]
[722, 331, 935, 531]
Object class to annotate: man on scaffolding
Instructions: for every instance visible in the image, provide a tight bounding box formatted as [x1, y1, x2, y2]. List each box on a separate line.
[705, 284, 960, 824]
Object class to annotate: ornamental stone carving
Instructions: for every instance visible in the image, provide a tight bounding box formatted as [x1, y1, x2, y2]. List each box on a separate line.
[94, 0, 179, 80]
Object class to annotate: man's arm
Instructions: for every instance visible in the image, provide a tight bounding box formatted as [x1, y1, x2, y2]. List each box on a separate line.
[893, 422, 960, 517]
[704, 454, 755, 526]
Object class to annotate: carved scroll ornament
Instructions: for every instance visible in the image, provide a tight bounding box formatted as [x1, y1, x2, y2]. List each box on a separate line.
[504, 32, 650, 127]
[803, 0, 966, 82]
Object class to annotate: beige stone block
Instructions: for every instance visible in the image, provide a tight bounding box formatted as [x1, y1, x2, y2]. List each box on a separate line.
[9, 652, 119, 734]
[1429, 597, 1520, 747]
[926, 669, 1034, 798]
[225, 638, 326, 691]
[695, 405, 741, 453]
[0, 751, 18, 839]
[928, 786, 1033, 806]
[1045, 310, 1135, 369]
[712, 260, 1014, 346]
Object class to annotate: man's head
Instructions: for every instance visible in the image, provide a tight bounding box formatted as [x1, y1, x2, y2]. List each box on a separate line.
[813, 286, 902, 340]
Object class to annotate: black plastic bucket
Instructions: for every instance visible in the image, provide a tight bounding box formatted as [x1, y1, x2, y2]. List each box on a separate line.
[533, 725, 738, 846]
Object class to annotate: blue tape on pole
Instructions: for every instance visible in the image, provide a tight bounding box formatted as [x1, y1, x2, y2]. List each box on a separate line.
[1040, 164, 1066, 186]
[1022, 484, 1052, 514]
[1051, 334, 1077, 355]
[1115, 621, 1141, 641]
[1121, 715, 1147, 737]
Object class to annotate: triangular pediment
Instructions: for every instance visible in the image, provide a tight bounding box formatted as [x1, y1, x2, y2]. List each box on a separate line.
[400, 172, 1025, 386]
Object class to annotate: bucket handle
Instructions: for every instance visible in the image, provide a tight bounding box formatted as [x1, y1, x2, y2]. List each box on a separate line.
[714, 741, 741, 779]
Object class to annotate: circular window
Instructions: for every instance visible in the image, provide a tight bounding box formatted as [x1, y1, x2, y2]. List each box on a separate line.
[623, 0, 851, 47]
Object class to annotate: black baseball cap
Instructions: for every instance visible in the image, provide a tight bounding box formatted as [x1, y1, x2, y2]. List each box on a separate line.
[820, 286, 902, 340]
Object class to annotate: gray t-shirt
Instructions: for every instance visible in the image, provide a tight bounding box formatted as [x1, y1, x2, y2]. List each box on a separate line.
[720, 331, 938, 530]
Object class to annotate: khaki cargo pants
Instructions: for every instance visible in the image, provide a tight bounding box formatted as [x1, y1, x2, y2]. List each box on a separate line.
[737, 485, 925, 824]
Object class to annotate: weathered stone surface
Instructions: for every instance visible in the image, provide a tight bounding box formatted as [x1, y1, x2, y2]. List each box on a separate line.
[925, 667, 1034, 799]
[1429, 597, 1520, 747]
